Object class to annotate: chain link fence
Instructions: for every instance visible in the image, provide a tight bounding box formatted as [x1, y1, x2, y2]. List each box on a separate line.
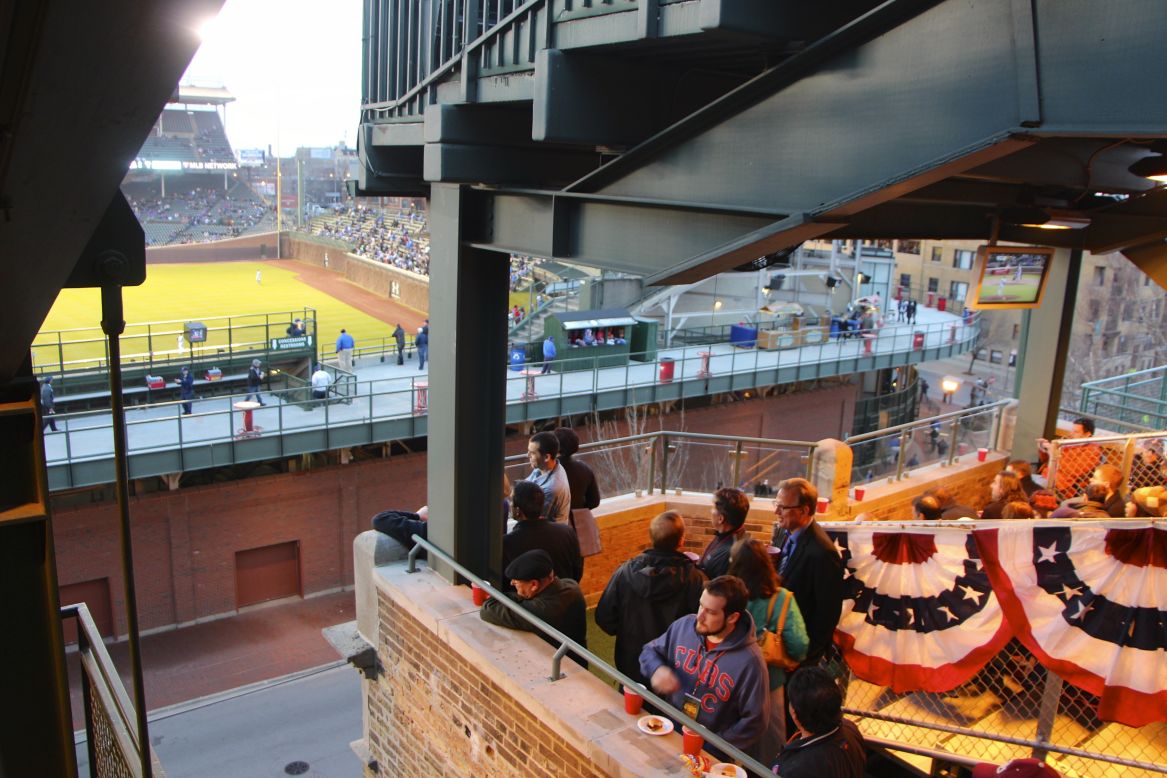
[1048, 432, 1167, 509]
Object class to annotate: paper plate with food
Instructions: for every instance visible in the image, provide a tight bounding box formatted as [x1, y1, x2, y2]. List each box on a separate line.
[708, 763, 746, 778]
[636, 714, 674, 736]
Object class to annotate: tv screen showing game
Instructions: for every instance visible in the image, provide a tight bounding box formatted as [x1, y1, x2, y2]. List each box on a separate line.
[967, 245, 1055, 309]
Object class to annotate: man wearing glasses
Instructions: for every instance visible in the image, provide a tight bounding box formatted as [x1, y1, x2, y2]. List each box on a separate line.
[772, 478, 843, 666]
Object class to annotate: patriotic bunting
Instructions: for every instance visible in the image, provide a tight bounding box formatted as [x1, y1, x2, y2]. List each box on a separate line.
[976, 522, 1167, 727]
[827, 525, 1013, 693]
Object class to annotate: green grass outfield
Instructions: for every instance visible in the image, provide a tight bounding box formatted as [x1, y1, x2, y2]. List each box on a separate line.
[975, 279, 1041, 303]
[36, 262, 399, 368]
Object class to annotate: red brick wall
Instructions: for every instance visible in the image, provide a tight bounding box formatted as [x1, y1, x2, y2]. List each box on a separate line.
[369, 595, 603, 777]
[51, 453, 428, 638]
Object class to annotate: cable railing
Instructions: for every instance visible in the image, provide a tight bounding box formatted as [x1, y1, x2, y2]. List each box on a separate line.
[502, 430, 817, 498]
[846, 400, 1009, 486]
[41, 314, 978, 483]
[63, 603, 164, 778]
[404, 534, 774, 777]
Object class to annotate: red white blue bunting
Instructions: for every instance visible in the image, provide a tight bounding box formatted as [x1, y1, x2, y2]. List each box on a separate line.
[827, 526, 1013, 693]
[976, 522, 1167, 727]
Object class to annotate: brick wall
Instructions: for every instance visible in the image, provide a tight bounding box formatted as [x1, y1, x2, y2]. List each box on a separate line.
[369, 594, 604, 778]
[51, 452, 427, 638]
[283, 236, 429, 312]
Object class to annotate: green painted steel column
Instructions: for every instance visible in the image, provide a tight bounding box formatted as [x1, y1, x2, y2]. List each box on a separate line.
[1013, 248, 1082, 461]
[426, 184, 509, 584]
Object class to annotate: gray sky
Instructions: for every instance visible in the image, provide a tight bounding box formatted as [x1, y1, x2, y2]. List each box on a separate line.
[182, 0, 363, 154]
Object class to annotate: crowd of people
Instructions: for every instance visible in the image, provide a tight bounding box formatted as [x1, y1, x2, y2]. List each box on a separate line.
[126, 184, 273, 245]
[367, 417, 1162, 775]
[310, 204, 433, 274]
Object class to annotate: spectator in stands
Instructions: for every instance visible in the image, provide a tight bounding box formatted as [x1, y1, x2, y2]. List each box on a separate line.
[287, 318, 305, 337]
[502, 481, 582, 590]
[1090, 464, 1127, 517]
[415, 325, 428, 370]
[392, 323, 405, 365]
[700, 487, 751, 580]
[335, 329, 355, 372]
[924, 486, 977, 520]
[981, 472, 1028, 520]
[1005, 459, 1041, 498]
[1028, 489, 1059, 518]
[1130, 439, 1165, 490]
[1051, 482, 1111, 519]
[480, 549, 588, 660]
[1002, 501, 1036, 519]
[554, 427, 601, 555]
[772, 477, 844, 667]
[1127, 485, 1167, 518]
[541, 335, 556, 374]
[595, 510, 706, 687]
[310, 364, 331, 402]
[912, 495, 943, 521]
[523, 430, 571, 524]
[774, 667, 865, 778]
[728, 539, 808, 762]
[40, 376, 58, 432]
[1037, 418, 1100, 498]
[176, 366, 195, 415]
[245, 359, 266, 406]
[640, 575, 770, 760]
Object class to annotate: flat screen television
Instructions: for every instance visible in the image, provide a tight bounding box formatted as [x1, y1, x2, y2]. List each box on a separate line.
[967, 245, 1055, 310]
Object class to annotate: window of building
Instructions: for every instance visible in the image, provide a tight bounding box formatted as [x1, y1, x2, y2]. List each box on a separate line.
[931, 247, 943, 263]
[1012, 323, 1020, 340]
[899, 273, 912, 289]
[953, 250, 974, 270]
[1088, 299, 1101, 320]
[927, 277, 939, 292]
[1094, 266, 1106, 287]
[950, 281, 968, 301]
[898, 240, 921, 254]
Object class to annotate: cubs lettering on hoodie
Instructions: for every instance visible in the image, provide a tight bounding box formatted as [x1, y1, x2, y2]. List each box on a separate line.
[639, 610, 770, 754]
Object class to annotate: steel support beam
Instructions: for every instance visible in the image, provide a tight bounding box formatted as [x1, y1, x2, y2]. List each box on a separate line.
[425, 184, 509, 584]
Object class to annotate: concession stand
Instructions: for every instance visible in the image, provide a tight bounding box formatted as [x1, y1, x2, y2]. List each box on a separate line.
[542, 309, 657, 372]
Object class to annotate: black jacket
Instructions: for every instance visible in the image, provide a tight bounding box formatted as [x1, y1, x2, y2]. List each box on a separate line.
[774, 520, 843, 665]
[699, 526, 747, 580]
[774, 719, 865, 778]
[595, 549, 706, 685]
[559, 456, 601, 510]
[503, 519, 583, 585]
[480, 577, 588, 658]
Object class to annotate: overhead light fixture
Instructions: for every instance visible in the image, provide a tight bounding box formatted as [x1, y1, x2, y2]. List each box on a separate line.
[1021, 210, 1091, 230]
[1128, 142, 1167, 182]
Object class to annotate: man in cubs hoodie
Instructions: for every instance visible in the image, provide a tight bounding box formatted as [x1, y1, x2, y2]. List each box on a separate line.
[639, 575, 770, 759]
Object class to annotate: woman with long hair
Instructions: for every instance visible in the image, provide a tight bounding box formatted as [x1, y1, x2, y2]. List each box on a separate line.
[980, 471, 1028, 519]
[728, 539, 809, 763]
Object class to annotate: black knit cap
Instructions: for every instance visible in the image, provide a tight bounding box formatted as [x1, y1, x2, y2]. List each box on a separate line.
[504, 549, 554, 581]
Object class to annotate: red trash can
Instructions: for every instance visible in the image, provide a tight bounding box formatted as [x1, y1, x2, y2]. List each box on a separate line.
[937, 297, 947, 312]
[912, 331, 925, 351]
[659, 357, 675, 383]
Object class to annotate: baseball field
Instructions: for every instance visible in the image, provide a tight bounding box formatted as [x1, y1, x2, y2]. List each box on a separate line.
[34, 260, 426, 370]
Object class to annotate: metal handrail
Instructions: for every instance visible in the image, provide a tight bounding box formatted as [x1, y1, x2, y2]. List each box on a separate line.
[845, 399, 1010, 444]
[404, 534, 774, 777]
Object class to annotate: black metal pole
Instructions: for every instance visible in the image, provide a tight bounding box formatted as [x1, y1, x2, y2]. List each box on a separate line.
[100, 284, 152, 778]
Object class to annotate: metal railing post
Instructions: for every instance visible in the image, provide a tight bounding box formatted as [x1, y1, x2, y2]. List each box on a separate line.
[895, 429, 909, 480]
[947, 416, 960, 465]
[731, 439, 744, 488]
[647, 436, 657, 496]
[660, 432, 670, 494]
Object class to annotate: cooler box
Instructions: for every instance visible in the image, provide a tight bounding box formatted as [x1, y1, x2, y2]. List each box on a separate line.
[145, 375, 165, 390]
[205, 368, 223, 381]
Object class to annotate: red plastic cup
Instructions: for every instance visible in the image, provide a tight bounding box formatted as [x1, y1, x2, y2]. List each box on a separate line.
[682, 726, 704, 756]
[854, 487, 866, 502]
[623, 685, 644, 715]
[816, 497, 830, 514]
[471, 584, 489, 606]
[977, 447, 988, 462]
